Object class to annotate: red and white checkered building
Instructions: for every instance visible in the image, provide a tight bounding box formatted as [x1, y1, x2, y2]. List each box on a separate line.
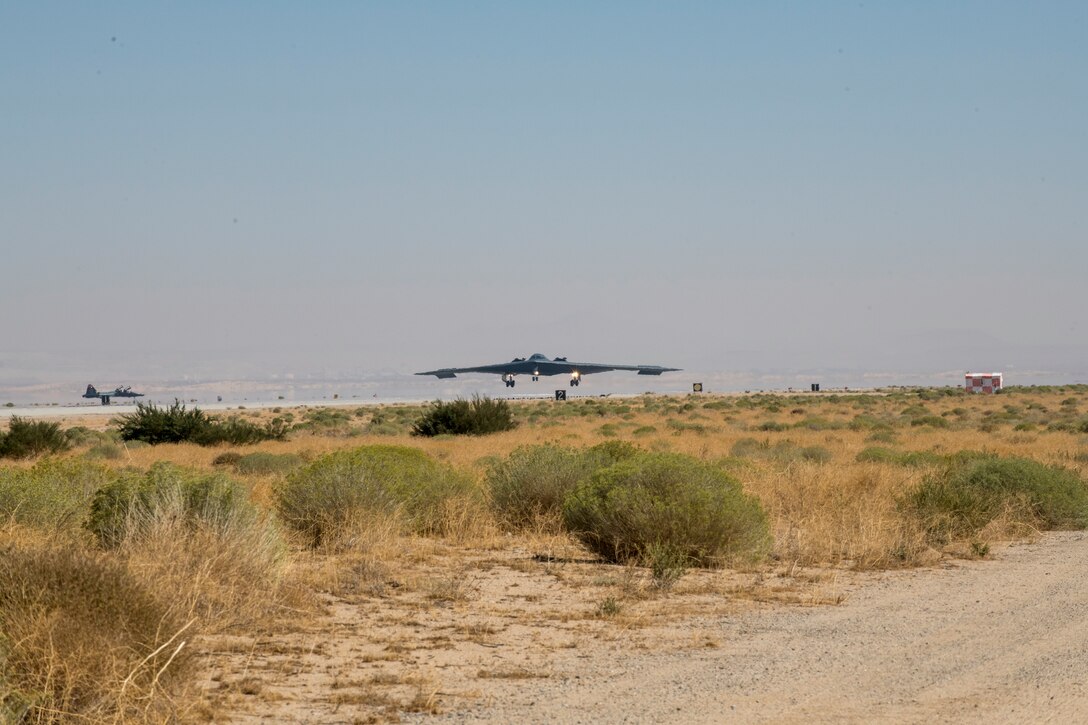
[965, 372, 1003, 394]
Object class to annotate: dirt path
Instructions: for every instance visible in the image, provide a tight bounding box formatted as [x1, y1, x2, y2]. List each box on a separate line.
[410, 532, 1088, 724]
[203, 532, 1088, 723]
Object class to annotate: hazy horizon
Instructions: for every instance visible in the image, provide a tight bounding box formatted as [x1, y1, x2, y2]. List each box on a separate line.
[4, 3, 1085, 388]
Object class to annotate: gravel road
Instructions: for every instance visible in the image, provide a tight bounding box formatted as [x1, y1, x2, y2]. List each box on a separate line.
[420, 532, 1088, 724]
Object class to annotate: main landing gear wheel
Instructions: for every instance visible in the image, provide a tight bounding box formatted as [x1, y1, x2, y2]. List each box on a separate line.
[505, 379, 515, 388]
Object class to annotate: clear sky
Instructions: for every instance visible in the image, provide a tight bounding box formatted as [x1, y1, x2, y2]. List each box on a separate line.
[2, 2, 1086, 387]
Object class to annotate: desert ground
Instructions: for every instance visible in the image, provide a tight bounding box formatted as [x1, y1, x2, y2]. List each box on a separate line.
[2, 385, 1087, 723]
[199, 532, 1088, 725]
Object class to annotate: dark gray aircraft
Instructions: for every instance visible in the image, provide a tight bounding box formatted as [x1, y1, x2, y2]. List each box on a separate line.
[83, 384, 145, 405]
[417, 353, 681, 388]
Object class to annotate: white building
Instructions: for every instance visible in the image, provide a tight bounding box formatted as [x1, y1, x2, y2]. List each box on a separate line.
[965, 372, 1003, 394]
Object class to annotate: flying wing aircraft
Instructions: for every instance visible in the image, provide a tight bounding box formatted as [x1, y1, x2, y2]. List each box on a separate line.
[83, 385, 145, 405]
[416, 353, 681, 388]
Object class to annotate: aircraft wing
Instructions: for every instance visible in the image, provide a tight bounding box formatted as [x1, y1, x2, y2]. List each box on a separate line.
[415, 362, 522, 379]
[561, 362, 682, 376]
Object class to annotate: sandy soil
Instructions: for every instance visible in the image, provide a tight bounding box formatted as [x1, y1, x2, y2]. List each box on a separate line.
[198, 531, 1088, 724]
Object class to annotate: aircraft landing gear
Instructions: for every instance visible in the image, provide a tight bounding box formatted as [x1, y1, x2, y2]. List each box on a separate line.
[569, 378, 580, 387]
[532, 376, 539, 381]
[503, 375, 516, 388]
[569, 373, 581, 387]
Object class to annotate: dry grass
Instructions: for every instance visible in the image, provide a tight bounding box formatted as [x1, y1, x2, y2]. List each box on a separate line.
[0, 535, 195, 723]
[748, 461, 933, 568]
[120, 518, 305, 634]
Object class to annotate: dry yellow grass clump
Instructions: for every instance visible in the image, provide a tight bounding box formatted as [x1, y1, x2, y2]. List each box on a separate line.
[2, 384, 1087, 721]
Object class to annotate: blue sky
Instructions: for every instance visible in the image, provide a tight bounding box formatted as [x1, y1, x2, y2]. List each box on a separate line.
[2, 2, 1086, 386]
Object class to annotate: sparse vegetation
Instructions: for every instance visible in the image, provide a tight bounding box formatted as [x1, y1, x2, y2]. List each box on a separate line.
[115, 400, 288, 446]
[83, 462, 289, 632]
[0, 458, 111, 534]
[233, 451, 307, 476]
[0, 416, 70, 459]
[87, 462, 269, 548]
[643, 540, 689, 589]
[2, 386, 1086, 721]
[85, 441, 125, 460]
[411, 395, 517, 436]
[906, 457, 1088, 542]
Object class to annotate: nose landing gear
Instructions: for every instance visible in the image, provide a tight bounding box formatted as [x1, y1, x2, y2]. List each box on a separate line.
[569, 372, 581, 387]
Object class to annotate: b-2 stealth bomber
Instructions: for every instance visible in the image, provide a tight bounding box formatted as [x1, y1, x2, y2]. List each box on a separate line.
[417, 353, 680, 388]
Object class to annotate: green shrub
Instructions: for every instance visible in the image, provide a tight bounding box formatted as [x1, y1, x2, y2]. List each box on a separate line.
[82, 463, 287, 633]
[866, 430, 899, 444]
[200, 415, 289, 445]
[487, 444, 596, 528]
[212, 451, 244, 467]
[486, 441, 642, 528]
[666, 419, 709, 434]
[0, 458, 111, 533]
[643, 541, 688, 589]
[729, 438, 828, 465]
[897, 450, 944, 468]
[849, 414, 888, 431]
[215, 450, 304, 473]
[115, 401, 287, 446]
[563, 452, 771, 566]
[0, 543, 190, 721]
[910, 415, 950, 428]
[296, 408, 353, 433]
[856, 446, 899, 464]
[115, 400, 209, 444]
[84, 442, 124, 460]
[905, 457, 1088, 542]
[277, 445, 476, 545]
[365, 411, 404, 436]
[234, 452, 306, 476]
[794, 417, 841, 431]
[0, 417, 70, 459]
[855, 447, 943, 468]
[585, 440, 641, 466]
[65, 426, 118, 447]
[800, 445, 833, 464]
[87, 463, 264, 548]
[411, 395, 517, 436]
[729, 437, 767, 458]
